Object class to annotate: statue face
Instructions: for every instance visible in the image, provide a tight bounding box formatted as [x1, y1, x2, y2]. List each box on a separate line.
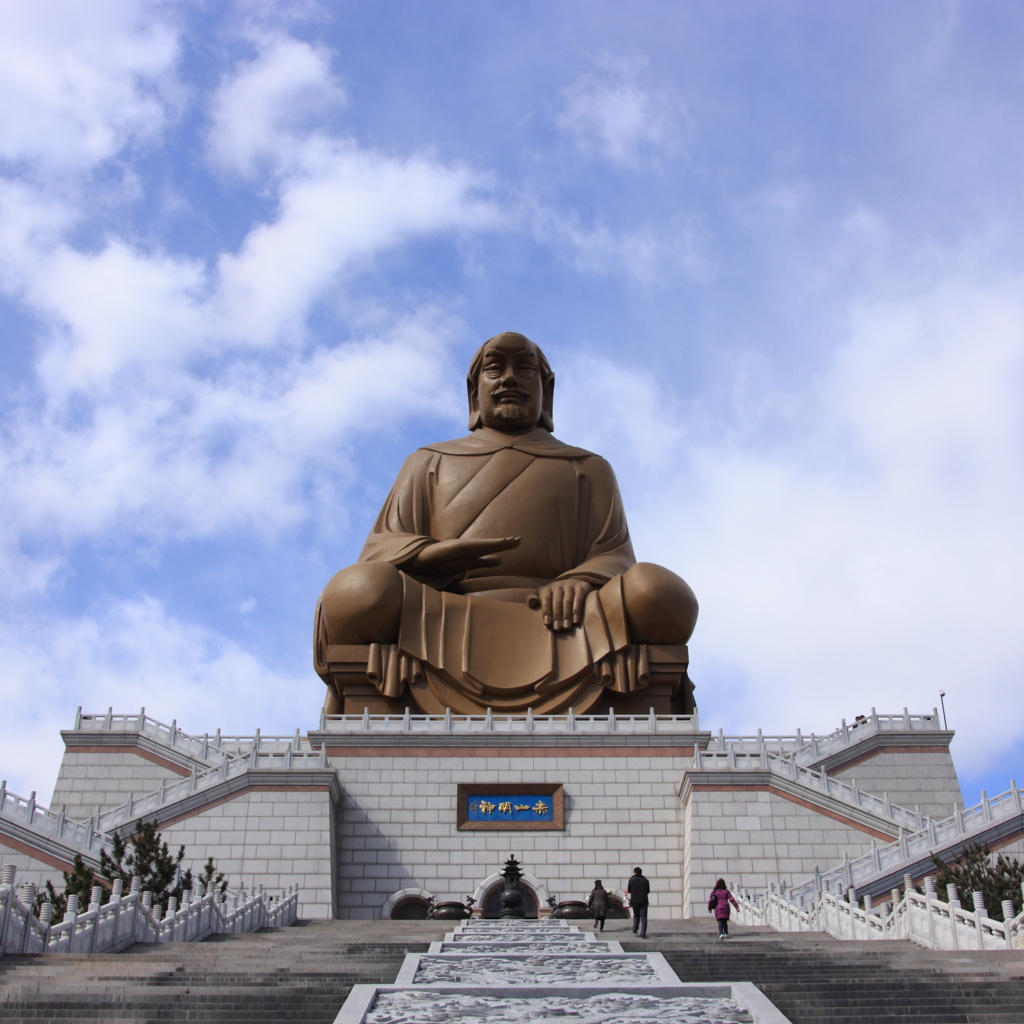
[476, 334, 545, 431]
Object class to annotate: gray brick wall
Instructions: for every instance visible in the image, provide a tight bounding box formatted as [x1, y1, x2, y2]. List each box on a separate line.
[50, 751, 184, 822]
[681, 787, 878, 918]
[159, 788, 335, 919]
[331, 754, 689, 920]
[831, 749, 964, 820]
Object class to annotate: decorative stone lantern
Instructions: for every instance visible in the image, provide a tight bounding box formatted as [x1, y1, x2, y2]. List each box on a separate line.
[498, 855, 525, 918]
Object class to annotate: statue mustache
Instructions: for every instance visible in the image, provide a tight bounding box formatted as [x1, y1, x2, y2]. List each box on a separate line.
[495, 404, 527, 419]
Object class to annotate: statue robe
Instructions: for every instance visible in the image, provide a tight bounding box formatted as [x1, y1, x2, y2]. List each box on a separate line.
[347, 427, 650, 714]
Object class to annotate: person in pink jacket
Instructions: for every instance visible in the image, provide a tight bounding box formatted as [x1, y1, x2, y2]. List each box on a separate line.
[708, 878, 739, 940]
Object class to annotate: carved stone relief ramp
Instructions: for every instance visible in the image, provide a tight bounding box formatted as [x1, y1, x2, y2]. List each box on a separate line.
[333, 918, 791, 1024]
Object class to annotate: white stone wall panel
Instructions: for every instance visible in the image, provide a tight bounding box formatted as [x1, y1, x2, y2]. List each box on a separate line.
[50, 751, 184, 822]
[330, 753, 689, 920]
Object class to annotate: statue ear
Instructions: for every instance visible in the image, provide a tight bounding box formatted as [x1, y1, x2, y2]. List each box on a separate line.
[467, 376, 482, 431]
[540, 373, 555, 432]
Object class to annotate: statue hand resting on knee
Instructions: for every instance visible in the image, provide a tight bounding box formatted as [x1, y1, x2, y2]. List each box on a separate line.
[315, 332, 697, 717]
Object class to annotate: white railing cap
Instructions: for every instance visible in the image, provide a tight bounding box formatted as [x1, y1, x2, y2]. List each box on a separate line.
[319, 711, 700, 734]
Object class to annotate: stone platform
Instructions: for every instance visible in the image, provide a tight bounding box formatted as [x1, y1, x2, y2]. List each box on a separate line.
[335, 918, 787, 1024]
[3, 918, 1024, 1023]
[1, 707, 984, 922]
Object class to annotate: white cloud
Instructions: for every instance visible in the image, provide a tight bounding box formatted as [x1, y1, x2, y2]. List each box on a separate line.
[557, 57, 678, 165]
[0, 25, 502, 560]
[556, 351, 687, 469]
[1, 312, 463, 547]
[0, 597, 310, 803]
[0, 0, 179, 172]
[530, 206, 707, 286]
[214, 143, 500, 347]
[559, 278, 1024, 781]
[207, 35, 347, 177]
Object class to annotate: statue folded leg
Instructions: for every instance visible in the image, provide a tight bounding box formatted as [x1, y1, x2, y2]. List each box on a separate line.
[314, 560, 697, 716]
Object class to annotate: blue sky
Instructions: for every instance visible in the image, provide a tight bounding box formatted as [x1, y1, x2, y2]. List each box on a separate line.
[2, 1, 1023, 813]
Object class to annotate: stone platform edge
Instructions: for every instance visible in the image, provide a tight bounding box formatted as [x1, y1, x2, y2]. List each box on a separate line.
[427, 940, 627, 953]
[309, 730, 712, 752]
[394, 951, 680, 984]
[332, 983, 792, 1024]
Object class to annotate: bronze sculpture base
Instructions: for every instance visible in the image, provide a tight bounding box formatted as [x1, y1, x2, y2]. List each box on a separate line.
[319, 643, 693, 717]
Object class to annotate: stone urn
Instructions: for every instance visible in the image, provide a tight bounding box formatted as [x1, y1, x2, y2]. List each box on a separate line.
[553, 900, 590, 919]
[432, 901, 471, 920]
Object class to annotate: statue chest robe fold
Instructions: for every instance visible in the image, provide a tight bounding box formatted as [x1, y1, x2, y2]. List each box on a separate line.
[356, 433, 648, 715]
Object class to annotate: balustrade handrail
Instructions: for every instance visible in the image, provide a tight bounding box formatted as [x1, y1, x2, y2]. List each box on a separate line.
[743, 781, 1023, 908]
[93, 747, 328, 833]
[0, 781, 110, 855]
[689, 745, 925, 831]
[734, 881, 1024, 952]
[73, 706, 941, 749]
[1, 746, 329, 856]
[702, 708, 942, 765]
[319, 709, 700, 733]
[72, 708, 313, 763]
[0, 873, 298, 955]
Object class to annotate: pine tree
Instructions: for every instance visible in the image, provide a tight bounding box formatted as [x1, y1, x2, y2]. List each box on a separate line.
[38, 853, 97, 917]
[933, 843, 1024, 921]
[99, 818, 189, 907]
[198, 856, 228, 898]
[38, 820, 228, 918]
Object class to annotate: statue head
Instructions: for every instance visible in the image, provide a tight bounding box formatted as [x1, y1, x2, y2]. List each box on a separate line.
[467, 332, 555, 433]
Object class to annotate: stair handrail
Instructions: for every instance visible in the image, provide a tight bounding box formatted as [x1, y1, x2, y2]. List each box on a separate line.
[778, 781, 1023, 906]
[1, 868, 298, 954]
[2, 747, 332, 857]
[94, 748, 328, 834]
[688, 747, 924, 830]
[72, 709, 314, 764]
[734, 879, 1024, 952]
[0, 780, 106, 855]
[318, 711, 700, 733]
[705, 708, 942, 765]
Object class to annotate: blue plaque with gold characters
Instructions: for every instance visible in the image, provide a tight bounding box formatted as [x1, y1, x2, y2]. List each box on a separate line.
[467, 794, 553, 821]
[457, 783, 564, 830]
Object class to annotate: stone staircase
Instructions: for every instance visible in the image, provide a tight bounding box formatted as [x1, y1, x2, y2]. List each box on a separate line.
[626, 921, 1024, 1024]
[0, 920, 435, 1023]
[3, 918, 1024, 1023]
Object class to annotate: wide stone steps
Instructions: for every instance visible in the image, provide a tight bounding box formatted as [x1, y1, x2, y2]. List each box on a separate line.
[3, 919, 1024, 1023]
[0, 922, 424, 1023]
[629, 924, 1024, 1024]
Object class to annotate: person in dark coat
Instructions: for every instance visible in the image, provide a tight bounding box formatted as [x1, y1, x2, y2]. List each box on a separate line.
[587, 880, 609, 931]
[626, 867, 650, 938]
[708, 878, 739, 939]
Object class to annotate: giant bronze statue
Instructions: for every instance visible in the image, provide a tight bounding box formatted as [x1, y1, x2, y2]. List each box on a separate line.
[314, 332, 698, 717]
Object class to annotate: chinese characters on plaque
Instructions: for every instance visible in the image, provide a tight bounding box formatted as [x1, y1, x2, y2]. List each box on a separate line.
[467, 796, 554, 821]
[457, 784, 564, 830]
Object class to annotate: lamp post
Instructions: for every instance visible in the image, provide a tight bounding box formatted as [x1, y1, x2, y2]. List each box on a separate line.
[938, 690, 947, 730]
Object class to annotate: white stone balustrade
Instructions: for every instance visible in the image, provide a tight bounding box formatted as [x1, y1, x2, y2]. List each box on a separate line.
[703, 708, 943, 764]
[689, 746, 925, 830]
[91, 745, 328, 834]
[0, 866, 298, 955]
[2, 744, 328, 857]
[319, 709, 700, 733]
[73, 707, 316, 764]
[76, 705, 939, 751]
[0, 780, 103, 853]
[735, 878, 1024, 952]
[778, 781, 1024, 906]
[786, 708, 942, 764]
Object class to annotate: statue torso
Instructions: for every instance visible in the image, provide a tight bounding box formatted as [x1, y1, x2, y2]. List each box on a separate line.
[360, 427, 635, 588]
